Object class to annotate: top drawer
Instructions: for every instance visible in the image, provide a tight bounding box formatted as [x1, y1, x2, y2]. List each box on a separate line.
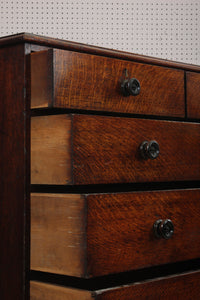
[30, 49, 185, 117]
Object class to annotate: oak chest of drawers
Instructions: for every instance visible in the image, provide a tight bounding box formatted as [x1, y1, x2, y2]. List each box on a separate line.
[0, 33, 200, 299]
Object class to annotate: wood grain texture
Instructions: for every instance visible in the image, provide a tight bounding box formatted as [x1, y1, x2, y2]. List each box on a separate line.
[31, 190, 200, 277]
[73, 114, 200, 185]
[97, 271, 200, 299]
[31, 193, 86, 277]
[30, 281, 93, 300]
[31, 50, 53, 108]
[31, 114, 200, 185]
[87, 190, 200, 277]
[0, 44, 29, 299]
[31, 49, 185, 117]
[31, 115, 72, 185]
[187, 72, 200, 119]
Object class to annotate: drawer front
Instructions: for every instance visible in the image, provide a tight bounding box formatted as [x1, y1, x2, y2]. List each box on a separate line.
[30, 49, 185, 117]
[30, 271, 200, 299]
[96, 271, 200, 299]
[187, 72, 200, 119]
[31, 114, 200, 185]
[31, 190, 200, 277]
[73, 115, 200, 184]
[87, 190, 200, 276]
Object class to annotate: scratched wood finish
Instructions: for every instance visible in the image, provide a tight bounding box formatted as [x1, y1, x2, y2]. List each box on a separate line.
[31, 193, 86, 277]
[31, 114, 200, 185]
[30, 271, 200, 299]
[0, 44, 29, 299]
[30, 49, 185, 117]
[31, 190, 200, 277]
[73, 114, 200, 184]
[187, 72, 200, 119]
[30, 281, 93, 300]
[31, 115, 72, 185]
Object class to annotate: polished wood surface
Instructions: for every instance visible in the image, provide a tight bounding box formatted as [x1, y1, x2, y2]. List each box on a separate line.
[187, 72, 200, 119]
[73, 115, 200, 184]
[31, 115, 72, 185]
[31, 193, 86, 277]
[97, 271, 200, 299]
[30, 281, 93, 300]
[31, 49, 185, 117]
[30, 271, 200, 299]
[31, 190, 200, 277]
[1, 33, 200, 299]
[87, 189, 200, 276]
[0, 44, 29, 299]
[31, 114, 200, 185]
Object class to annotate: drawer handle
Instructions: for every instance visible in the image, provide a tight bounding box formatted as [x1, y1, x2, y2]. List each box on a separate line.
[121, 78, 140, 96]
[153, 219, 174, 240]
[140, 140, 160, 160]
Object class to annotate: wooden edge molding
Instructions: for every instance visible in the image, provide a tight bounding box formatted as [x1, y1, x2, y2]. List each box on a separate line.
[0, 33, 200, 72]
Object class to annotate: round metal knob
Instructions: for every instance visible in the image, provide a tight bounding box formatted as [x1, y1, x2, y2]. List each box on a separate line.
[153, 219, 174, 240]
[121, 78, 140, 96]
[140, 140, 160, 160]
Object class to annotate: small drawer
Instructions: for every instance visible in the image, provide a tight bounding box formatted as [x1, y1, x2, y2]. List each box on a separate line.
[31, 190, 200, 277]
[31, 114, 200, 185]
[30, 49, 185, 117]
[30, 271, 200, 299]
[187, 72, 200, 119]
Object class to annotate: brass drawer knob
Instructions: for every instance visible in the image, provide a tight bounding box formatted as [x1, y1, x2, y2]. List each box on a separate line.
[140, 140, 159, 160]
[121, 78, 140, 96]
[153, 219, 174, 240]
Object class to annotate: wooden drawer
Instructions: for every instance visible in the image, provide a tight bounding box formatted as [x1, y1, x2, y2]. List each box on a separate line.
[31, 190, 200, 277]
[187, 72, 200, 119]
[30, 49, 185, 117]
[31, 114, 200, 185]
[30, 270, 200, 299]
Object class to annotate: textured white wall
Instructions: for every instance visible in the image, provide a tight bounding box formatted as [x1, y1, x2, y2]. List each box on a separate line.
[0, 0, 199, 64]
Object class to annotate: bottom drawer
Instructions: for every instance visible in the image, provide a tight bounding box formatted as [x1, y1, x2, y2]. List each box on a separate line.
[31, 189, 200, 277]
[30, 270, 200, 299]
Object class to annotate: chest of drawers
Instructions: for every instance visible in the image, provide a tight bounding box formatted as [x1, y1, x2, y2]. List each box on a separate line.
[0, 33, 200, 299]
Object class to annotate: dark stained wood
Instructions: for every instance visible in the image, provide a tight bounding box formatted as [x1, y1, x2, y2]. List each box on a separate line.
[96, 271, 200, 299]
[31, 49, 185, 117]
[31, 114, 200, 185]
[87, 190, 200, 277]
[73, 115, 200, 184]
[31, 190, 200, 277]
[30, 271, 200, 299]
[1, 33, 200, 299]
[0, 44, 29, 299]
[1, 33, 200, 72]
[187, 72, 200, 119]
